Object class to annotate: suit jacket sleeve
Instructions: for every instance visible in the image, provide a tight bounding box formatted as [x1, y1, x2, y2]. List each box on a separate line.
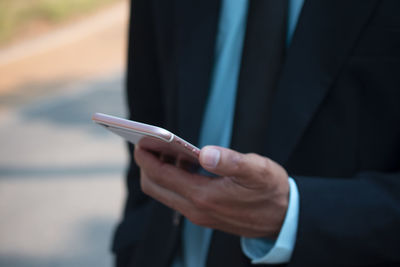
[273, 1, 400, 265]
[289, 171, 400, 266]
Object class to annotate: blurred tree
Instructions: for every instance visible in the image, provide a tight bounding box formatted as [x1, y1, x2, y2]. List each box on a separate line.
[0, 0, 120, 45]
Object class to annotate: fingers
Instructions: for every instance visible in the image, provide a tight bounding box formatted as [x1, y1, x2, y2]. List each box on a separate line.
[134, 145, 211, 201]
[135, 145, 219, 226]
[139, 168, 191, 214]
[199, 146, 253, 177]
[135, 144, 290, 237]
[199, 146, 287, 187]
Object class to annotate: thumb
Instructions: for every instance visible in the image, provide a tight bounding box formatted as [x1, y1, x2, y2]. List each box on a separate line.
[199, 146, 262, 178]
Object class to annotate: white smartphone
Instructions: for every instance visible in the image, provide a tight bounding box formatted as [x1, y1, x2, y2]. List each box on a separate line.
[92, 113, 200, 163]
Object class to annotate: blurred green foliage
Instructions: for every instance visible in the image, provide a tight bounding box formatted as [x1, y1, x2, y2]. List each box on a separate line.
[0, 0, 120, 45]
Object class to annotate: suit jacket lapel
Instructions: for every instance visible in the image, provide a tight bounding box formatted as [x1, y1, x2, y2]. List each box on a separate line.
[175, 0, 221, 145]
[265, 0, 379, 165]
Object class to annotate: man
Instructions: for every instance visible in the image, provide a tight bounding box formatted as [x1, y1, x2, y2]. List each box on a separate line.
[113, 0, 400, 266]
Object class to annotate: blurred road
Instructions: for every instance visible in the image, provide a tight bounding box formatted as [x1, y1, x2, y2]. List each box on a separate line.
[0, 1, 128, 266]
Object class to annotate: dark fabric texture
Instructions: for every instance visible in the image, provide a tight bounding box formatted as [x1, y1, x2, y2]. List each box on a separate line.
[230, 0, 288, 155]
[206, 1, 288, 266]
[114, 0, 400, 266]
[206, 231, 250, 267]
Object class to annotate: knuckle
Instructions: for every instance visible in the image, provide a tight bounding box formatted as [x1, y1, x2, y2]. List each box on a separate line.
[147, 168, 160, 183]
[260, 157, 273, 176]
[232, 153, 246, 172]
[247, 153, 258, 158]
[146, 164, 166, 184]
[140, 176, 150, 194]
[190, 190, 211, 211]
[233, 152, 256, 174]
[139, 170, 158, 196]
[187, 211, 210, 227]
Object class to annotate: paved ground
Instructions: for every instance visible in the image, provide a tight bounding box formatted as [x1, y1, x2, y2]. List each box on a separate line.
[0, 2, 128, 266]
[0, 1, 127, 95]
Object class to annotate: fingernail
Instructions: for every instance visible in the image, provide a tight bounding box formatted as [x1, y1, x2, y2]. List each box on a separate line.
[202, 147, 220, 168]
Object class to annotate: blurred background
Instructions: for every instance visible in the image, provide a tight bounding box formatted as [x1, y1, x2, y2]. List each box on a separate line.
[0, 0, 129, 266]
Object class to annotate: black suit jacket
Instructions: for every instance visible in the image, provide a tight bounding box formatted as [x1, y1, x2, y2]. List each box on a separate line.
[113, 0, 400, 266]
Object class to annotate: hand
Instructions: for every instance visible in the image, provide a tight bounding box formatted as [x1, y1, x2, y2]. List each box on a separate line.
[134, 143, 290, 238]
